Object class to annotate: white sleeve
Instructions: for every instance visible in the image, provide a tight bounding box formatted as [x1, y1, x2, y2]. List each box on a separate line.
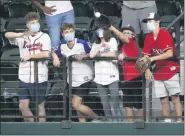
[41, 34, 51, 51]
[109, 38, 118, 51]
[91, 43, 97, 50]
[9, 38, 23, 46]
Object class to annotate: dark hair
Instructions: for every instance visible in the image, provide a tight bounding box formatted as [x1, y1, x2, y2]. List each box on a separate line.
[95, 29, 112, 44]
[25, 12, 40, 23]
[61, 23, 75, 32]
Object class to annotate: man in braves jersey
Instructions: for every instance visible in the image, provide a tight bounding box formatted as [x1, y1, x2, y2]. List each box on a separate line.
[52, 23, 99, 122]
[5, 12, 51, 122]
[142, 13, 182, 122]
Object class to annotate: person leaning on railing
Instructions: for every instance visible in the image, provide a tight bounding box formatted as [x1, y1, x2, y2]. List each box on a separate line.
[5, 12, 51, 122]
[109, 25, 144, 123]
[89, 28, 122, 122]
[52, 23, 99, 122]
[141, 12, 182, 122]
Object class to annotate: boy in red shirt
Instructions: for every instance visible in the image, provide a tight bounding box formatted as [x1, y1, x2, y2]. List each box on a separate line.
[109, 25, 143, 122]
[142, 13, 182, 122]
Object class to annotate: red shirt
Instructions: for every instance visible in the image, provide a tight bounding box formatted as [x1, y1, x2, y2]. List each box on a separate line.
[142, 29, 180, 80]
[121, 38, 141, 81]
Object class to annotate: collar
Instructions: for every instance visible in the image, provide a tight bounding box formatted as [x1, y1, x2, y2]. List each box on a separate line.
[28, 31, 43, 41]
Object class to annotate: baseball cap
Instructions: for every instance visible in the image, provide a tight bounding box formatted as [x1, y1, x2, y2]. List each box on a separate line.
[142, 12, 161, 23]
[121, 24, 135, 33]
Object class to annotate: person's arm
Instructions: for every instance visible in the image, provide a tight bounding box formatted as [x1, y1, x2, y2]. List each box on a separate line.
[89, 44, 101, 58]
[100, 51, 117, 57]
[100, 38, 118, 57]
[32, 0, 56, 15]
[5, 32, 23, 39]
[23, 51, 50, 61]
[109, 25, 129, 44]
[150, 49, 173, 62]
[32, 0, 45, 11]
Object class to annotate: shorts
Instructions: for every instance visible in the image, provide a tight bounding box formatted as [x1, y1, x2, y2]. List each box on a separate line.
[121, 5, 157, 34]
[154, 74, 181, 98]
[72, 82, 90, 99]
[121, 76, 143, 109]
[18, 81, 47, 103]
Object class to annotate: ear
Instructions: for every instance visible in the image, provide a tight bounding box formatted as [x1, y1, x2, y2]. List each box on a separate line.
[61, 31, 64, 37]
[26, 23, 29, 29]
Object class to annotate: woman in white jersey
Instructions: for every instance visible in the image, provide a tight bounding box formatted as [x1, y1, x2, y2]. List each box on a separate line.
[90, 28, 122, 122]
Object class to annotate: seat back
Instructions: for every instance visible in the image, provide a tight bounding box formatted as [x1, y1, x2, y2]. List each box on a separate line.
[75, 17, 93, 39]
[156, 1, 178, 16]
[160, 15, 180, 44]
[93, 0, 119, 17]
[6, 18, 27, 32]
[8, 2, 32, 18]
[72, 0, 93, 17]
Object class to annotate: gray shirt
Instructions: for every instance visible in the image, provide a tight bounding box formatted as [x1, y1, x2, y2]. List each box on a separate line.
[123, 1, 156, 9]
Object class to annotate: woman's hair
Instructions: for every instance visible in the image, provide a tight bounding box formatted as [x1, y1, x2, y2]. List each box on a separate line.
[95, 29, 112, 44]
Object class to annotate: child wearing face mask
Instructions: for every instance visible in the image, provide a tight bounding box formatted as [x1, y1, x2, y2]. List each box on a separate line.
[90, 28, 122, 122]
[109, 25, 144, 123]
[5, 12, 51, 122]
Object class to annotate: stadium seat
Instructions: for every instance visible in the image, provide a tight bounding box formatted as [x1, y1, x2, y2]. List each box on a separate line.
[75, 17, 93, 40]
[93, 0, 120, 17]
[6, 18, 27, 32]
[71, 0, 93, 17]
[160, 15, 181, 44]
[156, 0, 179, 16]
[2, 1, 32, 18]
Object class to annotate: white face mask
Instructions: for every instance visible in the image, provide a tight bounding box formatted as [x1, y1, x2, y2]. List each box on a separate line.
[147, 22, 155, 31]
[96, 29, 104, 38]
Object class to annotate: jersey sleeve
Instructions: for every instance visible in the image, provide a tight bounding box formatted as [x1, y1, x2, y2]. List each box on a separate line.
[142, 35, 152, 56]
[9, 37, 23, 47]
[55, 45, 63, 57]
[160, 30, 173, 52]
[109, 38, 118, 51]
[83, 41, 91, 53]
[41, 34, 51, 51]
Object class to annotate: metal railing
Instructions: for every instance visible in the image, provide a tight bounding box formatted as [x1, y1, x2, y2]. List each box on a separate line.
[1, 56, 184, 122]
[0, 57, 68, 122]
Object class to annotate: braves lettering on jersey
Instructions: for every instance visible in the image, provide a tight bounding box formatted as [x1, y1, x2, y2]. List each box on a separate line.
[142, 29, 180, 80]
[56, 38, 93, 87]
[92, 38, 119, 85]
[9, 32, 51, 83]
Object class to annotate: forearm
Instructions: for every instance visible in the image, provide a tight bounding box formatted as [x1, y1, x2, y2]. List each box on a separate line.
[150, 50, 173, 61]
[5, 32, 20, 39]
[52, 51, 58, 58]
[100, 51, 117, 57]
[32, 0, 45, 11]
[30, 51, 50, 59]
[110, 26, 129, 44]
[89, 47, 101, 58]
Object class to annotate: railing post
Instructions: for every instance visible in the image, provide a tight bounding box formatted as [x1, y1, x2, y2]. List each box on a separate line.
[68, 59, 72, 121]
[142, 74, 146, 122]
[34, 60, 39, 122]
[148, 81, 153, 122]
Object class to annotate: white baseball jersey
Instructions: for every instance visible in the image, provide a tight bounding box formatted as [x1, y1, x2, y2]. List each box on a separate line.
[56, 38, 93, 87]
[92, 38, 119, 85]
[45, 1, 73, 16]
[9, 32, 51, 83]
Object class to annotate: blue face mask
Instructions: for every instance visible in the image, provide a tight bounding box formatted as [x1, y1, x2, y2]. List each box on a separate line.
[64, 32, 75, 42]
[30, 23, 40, 33]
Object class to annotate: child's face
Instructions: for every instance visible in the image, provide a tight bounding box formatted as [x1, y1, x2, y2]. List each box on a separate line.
[122, 30, 135, 39]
